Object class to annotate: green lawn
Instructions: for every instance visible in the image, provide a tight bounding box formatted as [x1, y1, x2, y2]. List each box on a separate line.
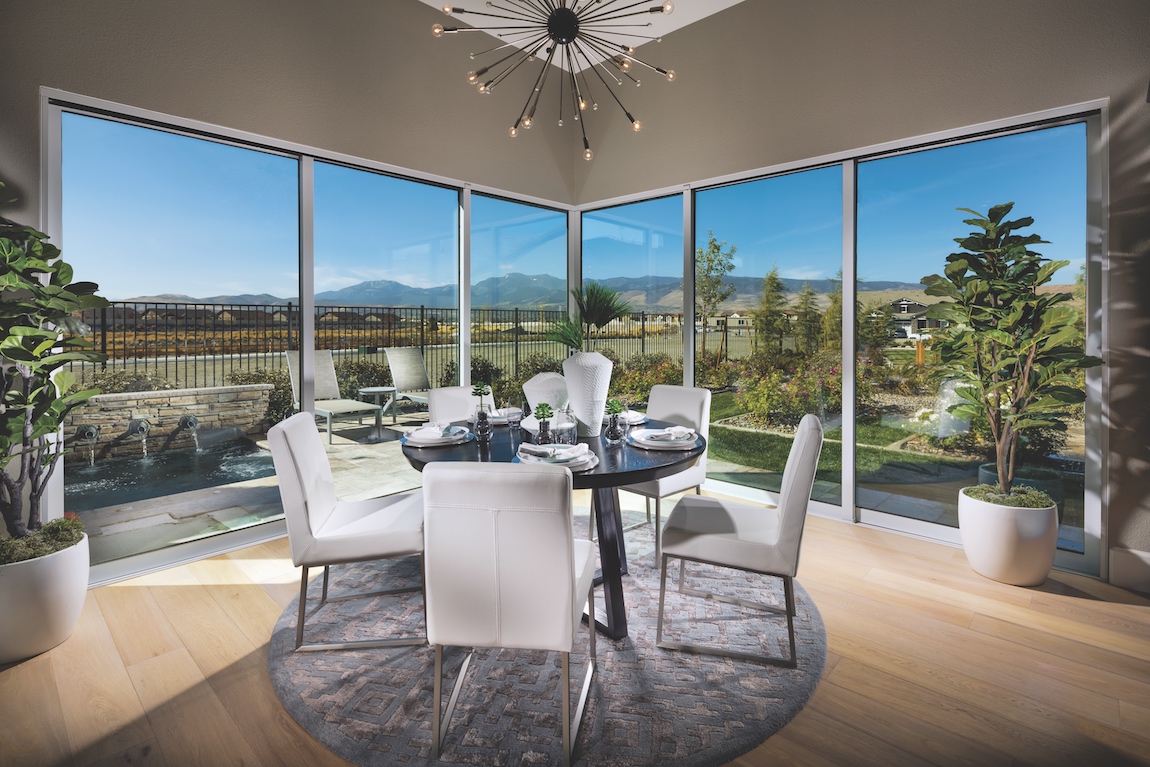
[709, 390, 745, 421]
[825, 418, 916, 447]
[709, 424, 978, 486]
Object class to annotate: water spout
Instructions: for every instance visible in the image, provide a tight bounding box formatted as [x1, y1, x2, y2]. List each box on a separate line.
[178, 415, 201, 451]
[128, 419, 151, 458]
[74, 424, 100, 467]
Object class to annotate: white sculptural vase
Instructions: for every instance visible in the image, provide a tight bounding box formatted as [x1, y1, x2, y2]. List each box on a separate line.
[563, 351, 613, 437]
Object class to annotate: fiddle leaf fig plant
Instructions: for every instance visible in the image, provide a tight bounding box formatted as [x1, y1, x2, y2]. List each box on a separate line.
[921, 203, 1100, 499]
[1, 181, 109, 538]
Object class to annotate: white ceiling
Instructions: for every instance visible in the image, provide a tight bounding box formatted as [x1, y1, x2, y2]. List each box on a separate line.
[415, 0, 747, 69]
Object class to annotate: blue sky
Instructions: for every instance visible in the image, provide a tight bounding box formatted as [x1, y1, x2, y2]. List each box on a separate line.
[62, 113, 1085, 301]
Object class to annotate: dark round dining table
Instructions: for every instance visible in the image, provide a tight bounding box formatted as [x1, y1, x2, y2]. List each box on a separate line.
[401, 418, 706, 640]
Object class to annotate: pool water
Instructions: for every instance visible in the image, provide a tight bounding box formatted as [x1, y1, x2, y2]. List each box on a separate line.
[64, 438, 276, 512]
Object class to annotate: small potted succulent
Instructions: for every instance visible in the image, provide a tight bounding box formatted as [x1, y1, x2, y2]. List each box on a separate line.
[604, 398, 627, 446]
[922, 203, 1100, 586]
[472, 382, 493, 443]
[533, 402, 554, 445]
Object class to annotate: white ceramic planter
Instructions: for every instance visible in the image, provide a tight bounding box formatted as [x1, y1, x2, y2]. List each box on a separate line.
[957, 488, 1057, 586]
[563, 351, 613, 437]
[0, 534, 90, 664]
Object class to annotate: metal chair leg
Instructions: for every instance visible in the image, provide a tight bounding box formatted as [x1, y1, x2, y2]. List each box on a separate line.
[646, 497, 652, 522]
[562, 652, 571, 767]
[432, 644, 442, 758]
[295, 565, 309, 649]
[294, 561, 424, 652]
[654, 497, 663, 563]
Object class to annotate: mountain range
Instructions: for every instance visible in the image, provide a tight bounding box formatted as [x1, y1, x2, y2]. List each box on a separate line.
[124, 273, 927, 312]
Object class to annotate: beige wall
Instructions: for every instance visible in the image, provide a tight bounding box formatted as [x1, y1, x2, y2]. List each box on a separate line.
[3, 0, 1149, 577]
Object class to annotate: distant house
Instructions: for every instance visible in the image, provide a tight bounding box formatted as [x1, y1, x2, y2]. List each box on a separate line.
[887, 297, 943, 338]
[318, 310, 366, 326]
[271, 309, 298, 324]
[363, 311, 401, 328]
[176, 308, 217, 325]
[141, 308, 178, 324]
[217, 308, 270, 326]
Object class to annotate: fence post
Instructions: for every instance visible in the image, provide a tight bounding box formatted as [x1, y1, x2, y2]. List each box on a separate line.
[286, 301, 294, 351]
[641, 312, 646, 355]
[514, 307, 520, 378]
[723, 318, 729, 361]
[420, 305, 426, 357]
[100, 306, 108, 370]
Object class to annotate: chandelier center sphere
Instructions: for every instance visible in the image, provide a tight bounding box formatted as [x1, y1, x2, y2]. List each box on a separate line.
[547, 7, 580, 45]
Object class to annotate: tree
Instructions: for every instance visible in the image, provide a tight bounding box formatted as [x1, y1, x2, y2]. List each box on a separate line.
[822, 271, 843, 349]
[857, 299, 895, 367]
[751, 265, 787, 352]
[794, 282, 821, 354]
[693, 231, 736, 353]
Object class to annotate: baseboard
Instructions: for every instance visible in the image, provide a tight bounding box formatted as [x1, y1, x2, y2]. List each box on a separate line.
[1109, 547, 1150, 594]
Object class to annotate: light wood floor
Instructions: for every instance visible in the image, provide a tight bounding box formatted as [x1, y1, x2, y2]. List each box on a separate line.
[3, 510, 1150, 767]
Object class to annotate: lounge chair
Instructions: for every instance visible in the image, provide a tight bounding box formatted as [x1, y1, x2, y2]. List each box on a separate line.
[384, 347, 432, 408]
[285, 350, 384, 444]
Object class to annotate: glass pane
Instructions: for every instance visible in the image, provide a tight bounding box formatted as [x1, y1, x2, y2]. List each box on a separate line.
[470, 194, 567, 408]
[60, 112, 299, 564]
[856, 124, 1087, 551]
[582, 196, 685, 407]
[694, 168, 843, 503]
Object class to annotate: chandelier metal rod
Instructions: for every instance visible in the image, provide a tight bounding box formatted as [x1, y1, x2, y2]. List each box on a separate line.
[445, 7, 541, 23]
[513, 45, 556, 130]
[580, 30, 672, 76]
[469, 29, 545, 59]
[572, 39, 620, 87]
[575, 40, 637, 123]
[484, 36, 551, 91]
[577, 35, 644, 87]
[577, 0, 663, 25]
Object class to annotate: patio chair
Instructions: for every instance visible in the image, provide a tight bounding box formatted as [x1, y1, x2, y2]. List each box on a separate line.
[619, 384, 712, 561]
[285, 350, 384, 444]
[422, 462, 597, 766]
[656, 413, 824, 667]
[268, 412, 425, 652]
[383, 346, 431, 408]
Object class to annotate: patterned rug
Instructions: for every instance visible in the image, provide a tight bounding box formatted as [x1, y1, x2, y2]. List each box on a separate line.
[268, 511, 826, 766]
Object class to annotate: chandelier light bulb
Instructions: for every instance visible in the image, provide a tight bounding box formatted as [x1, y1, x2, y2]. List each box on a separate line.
[431, 23, 445, 37]
[509, 126, 518, 138]
[619, 57, 632, 72]
[522, 116, 533, 129]
[558, 119, 564, 127]
[477, 82, 487, 93]
[442, 4, 453, 14]
[665, 69, 676, 81]
[579, 97, 587, 110]
[662, 1, 674, 13]
[633, 120, 642, 132]
[467, 71, 478, 83]
[584, 148, 594, 161]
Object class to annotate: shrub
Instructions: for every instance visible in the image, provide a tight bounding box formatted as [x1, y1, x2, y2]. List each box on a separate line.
[0, 517, 85, 565]
[334, 358, 393, 397]
[226, 369, 294, 427]
[695, 349, 737, 391]
[964, 483, 1054, 508]
[437, 355, 506, 392]
[738, 358, 846, 427]
[609, 353, 683, 405]
[87, 368, 175, 393]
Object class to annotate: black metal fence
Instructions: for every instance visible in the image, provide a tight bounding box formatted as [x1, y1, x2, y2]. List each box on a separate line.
[71, 301, 686, 388]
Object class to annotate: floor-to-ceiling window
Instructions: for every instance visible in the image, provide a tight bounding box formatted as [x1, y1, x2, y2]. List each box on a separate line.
[60, 111, 299, 565]
[582, 196, 685, 406]
[855, 122, 1090, 552]
[469, 194, 567, 407]
[693, 168, 843, 501]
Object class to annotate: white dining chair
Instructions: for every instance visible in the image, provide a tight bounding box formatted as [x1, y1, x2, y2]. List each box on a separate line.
[268, 412, 425, 652]
[428, 385, 497, 423]
[620, 384, 712, 561]
[656, 413, 824, 667]
[422, 462, 597, 767]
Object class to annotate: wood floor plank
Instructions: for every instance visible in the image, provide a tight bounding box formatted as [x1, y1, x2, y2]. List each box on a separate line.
[84, 739, 167, 767]
[50, 595, 154, 765]
[771, 702, 925, 767]
[185, 556, 285, 649]
[733, 730, 843, 767]
[1120, 700, 1150, 736]
[0, 653, 73, 767]
[95, 584, 183, 668]
[127, 648, 263, 767]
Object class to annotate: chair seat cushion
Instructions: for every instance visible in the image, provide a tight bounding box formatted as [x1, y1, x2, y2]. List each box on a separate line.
[315, 399, 382, 417]
[661, 495, 796, 576]
[301, 491, 424, 566]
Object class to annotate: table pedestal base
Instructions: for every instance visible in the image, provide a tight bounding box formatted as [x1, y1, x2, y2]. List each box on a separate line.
[590, 487, 630, 639]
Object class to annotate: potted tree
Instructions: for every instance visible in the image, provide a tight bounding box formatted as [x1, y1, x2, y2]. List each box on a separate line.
[1, 181, 109, 663]
[922, 203, 1100, 586]
[548, 283, 631, 437]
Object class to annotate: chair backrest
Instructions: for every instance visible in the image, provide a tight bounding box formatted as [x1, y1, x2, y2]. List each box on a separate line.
[428, 386, 496, 423]
[284, 350, 343, 405]
[647, 384, 712, 469]
[775, 413, 824, 575]
[384, 347, 431, 394]
[422, 462, 577, 653]
[522, 372, 569, 413]
[267, 412, 338, 565]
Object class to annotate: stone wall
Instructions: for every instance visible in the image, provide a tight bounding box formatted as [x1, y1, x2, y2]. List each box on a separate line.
[63, 384, 273, 463]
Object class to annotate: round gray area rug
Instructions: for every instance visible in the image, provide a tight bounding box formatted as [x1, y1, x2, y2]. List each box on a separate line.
[268, 514, 826, 766]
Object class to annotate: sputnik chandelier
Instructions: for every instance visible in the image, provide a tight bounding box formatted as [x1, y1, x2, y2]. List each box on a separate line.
[432, 1, 677, 161]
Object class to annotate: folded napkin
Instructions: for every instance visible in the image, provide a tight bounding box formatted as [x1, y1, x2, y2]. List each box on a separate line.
[518, 443, 590, 461]
[405, 421, 455, 441]
[646, 426, 695, 441]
